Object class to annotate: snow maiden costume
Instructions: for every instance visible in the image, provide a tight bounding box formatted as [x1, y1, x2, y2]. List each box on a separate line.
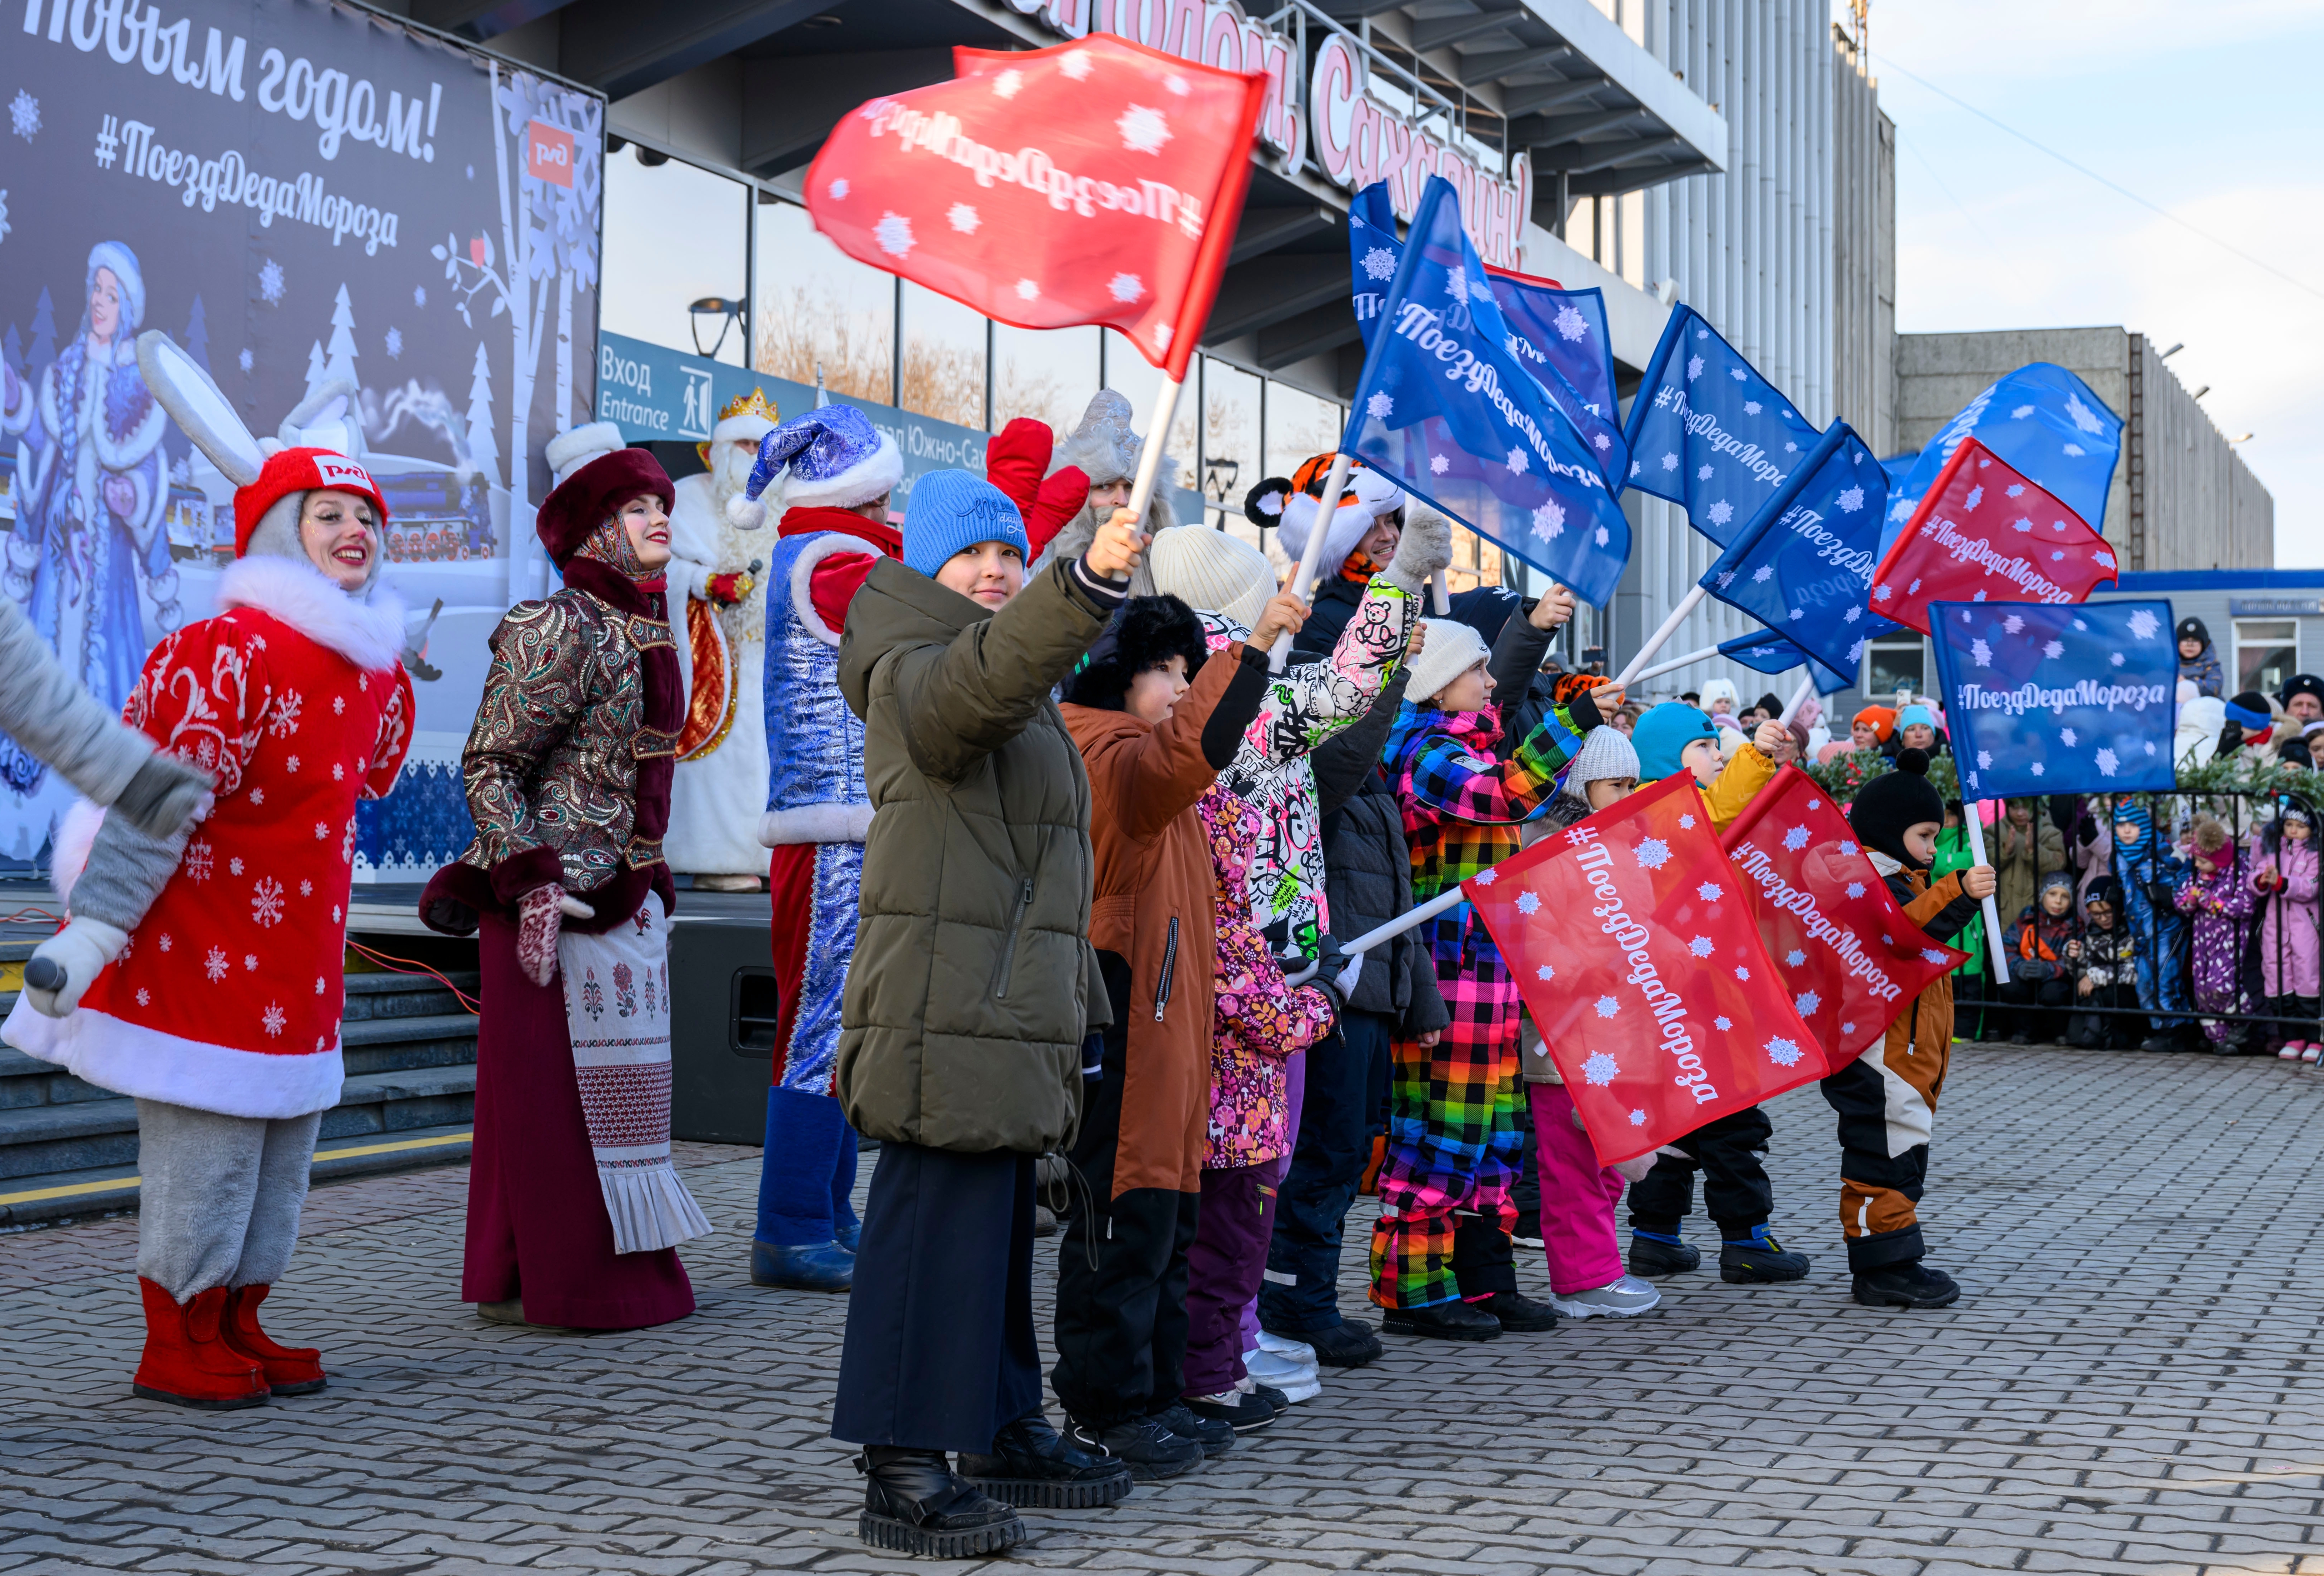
[420, 439, 711, 1331]
[8, 336, 413, 1406]
[665, 391, 779, 889]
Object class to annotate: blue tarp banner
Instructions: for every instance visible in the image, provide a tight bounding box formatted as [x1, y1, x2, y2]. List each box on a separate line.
[1928, 597, 2179, 799]
[1622, 305, 1824, 547]
[1882, 362, 2123, 551]
[1341, 176, 1631, 605]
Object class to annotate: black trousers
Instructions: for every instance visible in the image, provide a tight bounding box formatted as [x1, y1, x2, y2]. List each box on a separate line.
[1260, 1009, 1394, 1334]
[1626, 1104, 1776, 1241]
[1818, 1057, 1928, 1273]
[2066, 980, 2141, 1047]
[1051, 953, 1200, 1427]
[831, 1141, 1040, 1454]
[1998, 975, 2074, 1041]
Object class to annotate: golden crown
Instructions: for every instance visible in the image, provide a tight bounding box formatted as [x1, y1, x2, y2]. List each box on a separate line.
[719, 388, 779, 426]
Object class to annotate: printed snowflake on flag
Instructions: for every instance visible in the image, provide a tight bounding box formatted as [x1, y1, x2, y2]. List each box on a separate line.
[1689, 936, 1714, 957]
[1108, 272, 1143, 302]
[2043, 639, 2065, 660]
[239, 348, 254, 372]
[1697, 881, 1723, 901]
[1515, 890, 1540, 915]
[1163, 72, 1190, 96]
[1367, 391, 1394, 420]
[2111, 652, 2126, 666]
[828, 177, 850, 200]
[1974, 590, 1989, 602]
[1505, 446, 1528, 475]
[1537, 964, 1555, 981]
[262, 1003, 287, 1038]
[205, 946, 229, 982]
[1362, 247, 1396, 281]
[2015, 517, 2037, 535]
[1752, 565, 1774, 584]
[10, 90, 36, 140]
[1836, 486, 1865, 514]
[1531, 501, 1565, 540]
[1634, 838, 1670, 870]
[1629, 1109, 1648, 1126]
[1595, 433, 1611, 451]
[1582, 1051, 1620, 1085]
[1795, 990, 1820, 1015]
[1977, 750, 1993, 770]
[2065, 391, 2105, 434]
[1716, 571, 1736, 590]
[1554, 304, 1588, 341]
[1734, 965, 1751, 981]
[2030, 761, 2045, 776]
[1698, 464, 1715, 481]
[2095, 746, 2119, 777]
[874, 212, 915, 257]
[1058, 49, 1093, 80]
[1765, 1037, 1805, 1067]
[1783, 825, 1810, 851]
[1730, 367, 1747, 382]
[993, 69, 1024, 99]
[1874, 583, 1893, 602]
[1706, 500, 1737, 529]
[2096, 550, 2116, 570]
[1921, 948, 1951, 966]
[1678, 813, 1697, 830]
[1118, 104, 1173, 153]
[1444, 265, 1473, 301]
[259, 258, 286, 304]
[948, 203, 981, 234]
[1846, 880, 1865, 899]
[1838, 838, 1855, 854]
[1971, 639, 1993, 669]
[1744, 400, 1763, 415]
[1840, 1021, 1857, 1036]
[1963, 485, 1985, 511]
[2007, 483, 2026, 498]
[1471, 867, 1496, 885]
[2013, 404, 2035, 418]
[1593, 996, 1620, 1020]
[1661, 452, 1680, 471]
[2060, 726, 2078, 747]
[2126, 609, 2160, 641]
[1431, 453, 1450, 475]
[1014, 279, 1041, 301]
[2004, 614, 2025, 634]
[1785, 949, 1807, 967]
[1686, 355, 1704, 380]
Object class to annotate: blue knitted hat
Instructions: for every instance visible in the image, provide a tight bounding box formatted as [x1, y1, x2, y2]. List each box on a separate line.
[902, 469, 1029, 579]
[1895, 703, 1938, 733]
[1632, 700, 1720, 779]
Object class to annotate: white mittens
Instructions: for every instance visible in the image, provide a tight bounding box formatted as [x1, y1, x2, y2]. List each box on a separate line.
[24, 916, 131, 1019]
[1386, 500, 1455, 595]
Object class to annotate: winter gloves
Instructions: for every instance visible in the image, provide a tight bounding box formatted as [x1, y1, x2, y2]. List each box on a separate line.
[24, 916, 131, 1018]
[516, 884, 595, 988]
[982, 419, 1092, 560]
[111, 756, 216, 842]
[1384, 500, 1455, 597]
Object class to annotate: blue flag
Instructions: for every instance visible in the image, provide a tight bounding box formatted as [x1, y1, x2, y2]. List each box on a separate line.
[1698, 421, 1899, 680]
[1884, 363, 2122, 551]
[1717, 630, 1853, 696]
[1623, 305, 1823, 547]
[1348, 180, 1401, 347]
[1928, 598, 2178, 799]
[1343, 175, 1632, 606]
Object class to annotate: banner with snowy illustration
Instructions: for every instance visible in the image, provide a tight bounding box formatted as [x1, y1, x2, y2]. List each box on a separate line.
[0, 0, 601, 868]
[1461, 772, 1830, 1165]
[1928, 598, 2179, 800]
[1719, 766, 1968, 1077]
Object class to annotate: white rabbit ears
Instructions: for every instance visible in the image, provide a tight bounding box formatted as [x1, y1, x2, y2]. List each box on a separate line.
[135, 330, 266, 488]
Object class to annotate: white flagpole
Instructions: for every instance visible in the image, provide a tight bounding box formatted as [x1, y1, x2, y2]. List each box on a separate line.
[1623, 642, 1723, 687]
[1611, 584, 1709, 688]
[1960, 801, 2014, 980]
[1776, 673, 1816, 726]
[1430, 571, 1452, 615]
[1120, 374, 1184, 557]
[1271, 451, 1353, 671]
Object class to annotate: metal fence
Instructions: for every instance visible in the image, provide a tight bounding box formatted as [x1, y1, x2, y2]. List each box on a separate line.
[1959, 790, 2322, 1066]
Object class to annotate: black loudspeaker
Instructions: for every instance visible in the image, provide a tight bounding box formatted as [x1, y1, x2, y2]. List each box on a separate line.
[667, 897, 779, 1145]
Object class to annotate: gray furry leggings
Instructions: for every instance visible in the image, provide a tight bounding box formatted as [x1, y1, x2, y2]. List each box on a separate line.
[135, 1100, 322, 1302]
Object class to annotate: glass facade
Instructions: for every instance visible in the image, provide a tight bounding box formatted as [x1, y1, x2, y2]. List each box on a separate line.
[753, 196, 895, 404]
[1202, 360, 1261, 533]
[992, 324, 1101, 434]
[602, 146, 751, 366]
[898, 281, 988, 430]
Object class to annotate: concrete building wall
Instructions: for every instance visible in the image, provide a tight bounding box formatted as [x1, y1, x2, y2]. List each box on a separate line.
[1829, 31, 1895, 456]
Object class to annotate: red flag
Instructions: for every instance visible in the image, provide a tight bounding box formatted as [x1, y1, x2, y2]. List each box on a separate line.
[803, 34, 1267, 380]
[1869, 437, 2118, 635]
[1463, 774, 1828, 1166]
[1718, 765, 1969, 1077]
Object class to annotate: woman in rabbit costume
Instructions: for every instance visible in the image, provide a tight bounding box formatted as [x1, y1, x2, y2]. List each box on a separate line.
[420, 428, 712, 1332]
[4, 330, 414, 1409]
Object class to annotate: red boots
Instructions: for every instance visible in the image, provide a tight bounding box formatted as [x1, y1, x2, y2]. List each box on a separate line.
[133, 1279, 268, 1409]
[131, 1278, 327, 1407]
[221, 1283, 329, 1395]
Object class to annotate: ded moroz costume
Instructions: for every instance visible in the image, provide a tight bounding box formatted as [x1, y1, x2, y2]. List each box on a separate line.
[7, 329, 414, 1408]
[420, 430, 711, 1332]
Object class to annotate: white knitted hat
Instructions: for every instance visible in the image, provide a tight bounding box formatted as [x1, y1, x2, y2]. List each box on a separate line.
[1565, 725, 1640, 789]
[1405, 617, 1491, 707]
[1149, 525, 1276, 630]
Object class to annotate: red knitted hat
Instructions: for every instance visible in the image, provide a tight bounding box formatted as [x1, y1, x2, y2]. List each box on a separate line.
[232, 447, 390, 557]
[535, 446, 674, 567]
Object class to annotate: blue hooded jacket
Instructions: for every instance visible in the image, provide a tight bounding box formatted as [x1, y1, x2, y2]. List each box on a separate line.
[2111, 800, 2188, 934]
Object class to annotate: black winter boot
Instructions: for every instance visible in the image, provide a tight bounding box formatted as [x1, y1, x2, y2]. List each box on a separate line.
[1298, 1319, 1384, 1369]
[856, 1446, 1026, 1558]
[957, 1411, 1134, 1509]
[1719, 1225, 1811, 1284]
[1469, 1289, 1559, 1332]
[1626, 1231, 1701, 1276]
[1150, 1400, 1235, 1457]
[1851, 1260, 1962, 1309]
[1382, 1299, 1502, 1341]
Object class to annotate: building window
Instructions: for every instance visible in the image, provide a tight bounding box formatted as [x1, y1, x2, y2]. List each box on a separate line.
[754, 197, 894, 404]
[603, 145, 750, 365]
[1104, 330, 1197, 523]
[1203, 358, 1261, 535]
[2234, 619, 2298, 696]
[898, 282, 987, 429]
[1864, 638, 1926, 703]
[992, 324, 1100, 434]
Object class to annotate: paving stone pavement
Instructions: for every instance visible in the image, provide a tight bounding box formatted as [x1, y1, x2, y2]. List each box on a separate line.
[2, 1044, 2320, 1576]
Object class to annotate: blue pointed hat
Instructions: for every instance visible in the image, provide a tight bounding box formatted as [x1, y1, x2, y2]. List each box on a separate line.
[743, 404, 903, 516]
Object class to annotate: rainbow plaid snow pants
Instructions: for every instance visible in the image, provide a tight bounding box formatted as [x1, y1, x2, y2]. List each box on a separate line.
[1370, 921, 1525, 1310]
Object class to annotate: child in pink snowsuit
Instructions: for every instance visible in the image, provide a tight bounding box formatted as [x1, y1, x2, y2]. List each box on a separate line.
[2249, 801, 2321, 1058]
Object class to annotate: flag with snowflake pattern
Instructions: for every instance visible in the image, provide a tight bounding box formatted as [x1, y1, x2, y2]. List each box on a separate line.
[1462, 773, 1829, 1165]
[1869, 437, 2119, 635]
[804, 33, 1267, 378]
[1342, 175, 1631, 605]
[1699, 421, 1901, 681]
[1719, 765, 1968, 1076]
[1928, 597, 2178, 800]
[1622, 305, 1825, 548]
[1716, 630, 1854, 696]
[1881, 362, 2123, 554]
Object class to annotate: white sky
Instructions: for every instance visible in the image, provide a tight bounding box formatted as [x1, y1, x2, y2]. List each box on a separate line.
[1865, 0, 2324, 566]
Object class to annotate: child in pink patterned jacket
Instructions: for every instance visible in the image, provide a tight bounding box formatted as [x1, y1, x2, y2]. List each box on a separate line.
[1179, 782, 1342, 1431]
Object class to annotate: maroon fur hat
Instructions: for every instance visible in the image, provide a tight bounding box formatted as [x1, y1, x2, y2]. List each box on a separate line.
[535, 447, 674, 567]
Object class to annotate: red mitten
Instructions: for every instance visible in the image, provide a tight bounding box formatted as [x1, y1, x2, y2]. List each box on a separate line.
[1026, 464, 1091, 558]
[707, 571, 748, 605]
[516, 885, 564, 988]
[983, 420, 1091, 558]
